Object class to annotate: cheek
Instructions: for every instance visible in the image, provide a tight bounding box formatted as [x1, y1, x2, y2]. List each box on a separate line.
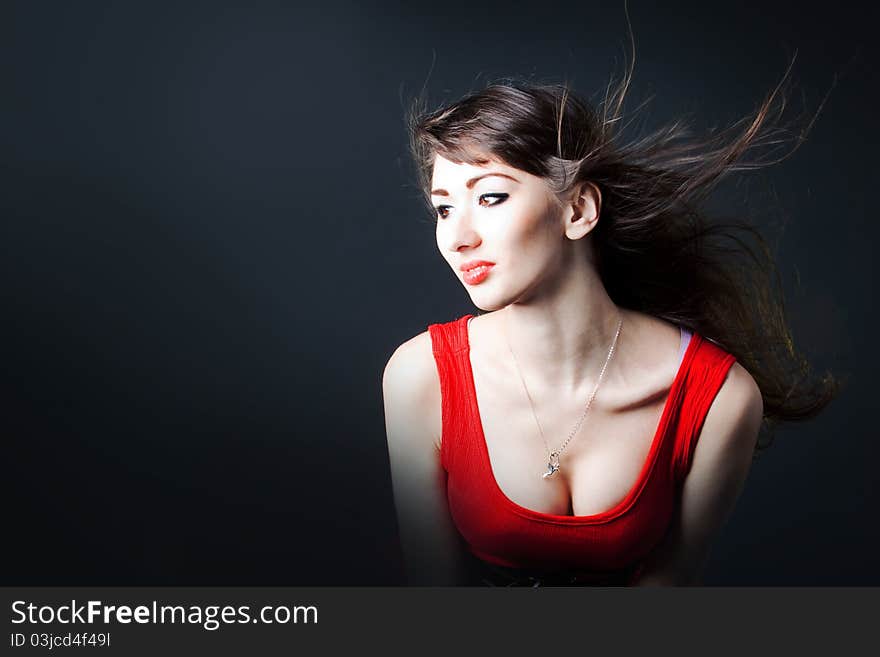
[506, 208, 559, 263]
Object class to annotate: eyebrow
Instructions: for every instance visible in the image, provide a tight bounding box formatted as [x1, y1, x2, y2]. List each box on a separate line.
[430, 172, 520, 196]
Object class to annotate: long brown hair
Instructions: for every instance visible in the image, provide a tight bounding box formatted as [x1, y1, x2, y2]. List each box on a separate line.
[405, 58, 840, 451]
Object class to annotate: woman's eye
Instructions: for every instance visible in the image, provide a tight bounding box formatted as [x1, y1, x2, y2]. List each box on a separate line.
[479, 193, 508, 206]
[434, 194, 508, 221]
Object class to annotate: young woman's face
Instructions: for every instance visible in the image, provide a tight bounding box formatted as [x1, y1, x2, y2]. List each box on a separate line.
[431, 153, 568, 311]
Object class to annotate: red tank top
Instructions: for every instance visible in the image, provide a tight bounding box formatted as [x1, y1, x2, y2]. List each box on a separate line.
[428, 314, 736, 585]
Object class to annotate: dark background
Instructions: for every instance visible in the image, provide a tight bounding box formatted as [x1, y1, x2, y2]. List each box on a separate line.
[2, 0, 876, 584]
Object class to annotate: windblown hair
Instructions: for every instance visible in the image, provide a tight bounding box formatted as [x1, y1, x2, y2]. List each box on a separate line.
[405, 61, 840, 451]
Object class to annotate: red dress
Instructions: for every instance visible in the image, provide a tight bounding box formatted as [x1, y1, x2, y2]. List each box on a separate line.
[427, 314, 737, 585]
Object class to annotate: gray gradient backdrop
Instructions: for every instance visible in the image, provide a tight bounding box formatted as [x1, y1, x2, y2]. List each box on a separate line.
[3, 0, 876, 584]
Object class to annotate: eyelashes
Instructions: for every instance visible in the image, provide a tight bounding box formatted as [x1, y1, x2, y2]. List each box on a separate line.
[434, 193, 509, 221]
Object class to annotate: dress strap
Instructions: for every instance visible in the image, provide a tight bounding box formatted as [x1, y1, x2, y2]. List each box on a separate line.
[670, 337, 737, 488]
[427, 315, 475, 471]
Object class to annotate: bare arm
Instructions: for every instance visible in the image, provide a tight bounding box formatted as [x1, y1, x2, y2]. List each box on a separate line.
[634, 361, 764, 586]
[382, 331, 471, 585]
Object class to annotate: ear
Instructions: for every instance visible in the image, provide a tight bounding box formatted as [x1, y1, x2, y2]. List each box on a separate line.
[563, 181, 602, 241]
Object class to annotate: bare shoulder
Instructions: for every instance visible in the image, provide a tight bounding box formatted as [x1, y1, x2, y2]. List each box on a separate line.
[382, 330, 442, 450]
[707, 362, 764, 434]
[699, 361, 764, 460]
[383, 330, 438, 398]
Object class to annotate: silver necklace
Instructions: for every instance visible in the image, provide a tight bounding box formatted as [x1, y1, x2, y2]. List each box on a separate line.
[503, 313, 623, 480]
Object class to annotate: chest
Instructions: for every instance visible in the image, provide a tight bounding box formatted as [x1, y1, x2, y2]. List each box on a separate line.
[469, 353, 674, 518]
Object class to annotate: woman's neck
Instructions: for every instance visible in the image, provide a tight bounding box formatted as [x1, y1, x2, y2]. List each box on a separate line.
[498, 259, 623, 395]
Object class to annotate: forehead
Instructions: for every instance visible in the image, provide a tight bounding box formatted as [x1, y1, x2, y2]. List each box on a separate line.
[430, 153, 524, 185]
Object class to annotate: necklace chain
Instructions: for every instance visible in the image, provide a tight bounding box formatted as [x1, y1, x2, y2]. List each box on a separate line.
[502, 313, 623, 479]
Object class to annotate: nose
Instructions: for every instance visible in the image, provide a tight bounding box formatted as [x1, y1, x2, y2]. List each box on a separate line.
[441, 209, 482, 253]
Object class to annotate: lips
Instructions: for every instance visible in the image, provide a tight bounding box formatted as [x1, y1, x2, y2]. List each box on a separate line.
[459, 260, 496, 272]
[461, 261, 495, 286]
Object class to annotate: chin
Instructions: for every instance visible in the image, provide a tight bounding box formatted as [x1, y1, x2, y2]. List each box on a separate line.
[467, 289, 514, 313]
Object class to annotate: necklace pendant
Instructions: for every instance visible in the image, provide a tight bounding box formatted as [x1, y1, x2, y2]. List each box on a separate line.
[542, 452, 560, 479]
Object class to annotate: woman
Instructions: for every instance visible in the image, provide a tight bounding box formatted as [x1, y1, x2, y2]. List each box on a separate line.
[382, 67, 838, 586]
